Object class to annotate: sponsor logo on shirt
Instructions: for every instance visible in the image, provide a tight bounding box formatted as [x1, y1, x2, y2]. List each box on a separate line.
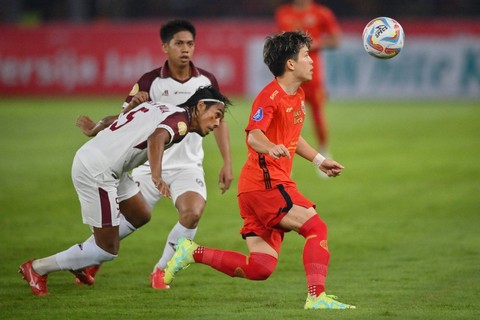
[270, 90, 279, 100]
[252, 107, 263, 121]
[178, 121, 187, 135]
[294, 110, 303, 124]
[320, 240, 328, 251]
[196, 178, 204, 187]
[162, 90, 169, 96]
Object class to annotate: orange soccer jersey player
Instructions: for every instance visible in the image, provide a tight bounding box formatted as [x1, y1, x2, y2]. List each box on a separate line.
[275, 0, 341, 157]
[163, 31, 355, 310]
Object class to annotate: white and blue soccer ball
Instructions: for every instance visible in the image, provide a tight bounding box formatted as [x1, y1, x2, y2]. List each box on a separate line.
[362, 17, 405, 59]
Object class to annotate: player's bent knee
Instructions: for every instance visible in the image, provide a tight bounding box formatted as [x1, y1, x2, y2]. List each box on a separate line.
[179, 207, 204, 228]
[246, 252, 278, 281]
[137, 211, 151, 226]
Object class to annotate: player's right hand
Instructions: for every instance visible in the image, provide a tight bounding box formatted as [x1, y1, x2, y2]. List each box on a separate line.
[268, 144, 291, 159]
[128, 91, 150, 109]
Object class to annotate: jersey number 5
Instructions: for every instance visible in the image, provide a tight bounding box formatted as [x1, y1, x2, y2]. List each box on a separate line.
[110, 107, 149, 131]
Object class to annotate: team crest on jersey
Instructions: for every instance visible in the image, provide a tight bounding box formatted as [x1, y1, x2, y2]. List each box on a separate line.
[129, 83, 139, 96]
[301, 101, 306, 114]
[252, 107, 263, 121]
[178, 122, 187, 135]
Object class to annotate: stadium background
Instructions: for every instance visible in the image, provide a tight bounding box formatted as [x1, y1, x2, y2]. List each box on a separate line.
[0, 0, 479, 99]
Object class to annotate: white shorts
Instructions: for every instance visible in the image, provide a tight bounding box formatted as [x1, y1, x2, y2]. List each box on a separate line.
[117, 166, 207, 209]
[71, 156, 120, 228]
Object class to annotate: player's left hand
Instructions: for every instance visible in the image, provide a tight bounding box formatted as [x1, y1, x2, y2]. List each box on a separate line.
[319, 159, 344, 177]
[153, 177, 171, 198]
[76, 115, 97, 137]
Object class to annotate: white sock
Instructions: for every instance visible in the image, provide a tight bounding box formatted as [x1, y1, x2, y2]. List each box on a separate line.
[155, 222, 197, 271]
[54, 241, 117, 271]
[118, 214, 136, 239]
[32, 255, 61, 275]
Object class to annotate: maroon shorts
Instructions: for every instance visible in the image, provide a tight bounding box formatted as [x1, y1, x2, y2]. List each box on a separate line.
[237, 184, 315, 253]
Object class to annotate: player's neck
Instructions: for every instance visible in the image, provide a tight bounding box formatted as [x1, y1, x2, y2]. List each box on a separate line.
[170, 66, 191, 81]
[276, 77, 301, 95]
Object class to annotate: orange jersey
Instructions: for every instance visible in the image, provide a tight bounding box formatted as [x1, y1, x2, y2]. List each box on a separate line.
[275, 3, 340, 87]
[275, 3, 340, 49]
[238, 80, 307, 194]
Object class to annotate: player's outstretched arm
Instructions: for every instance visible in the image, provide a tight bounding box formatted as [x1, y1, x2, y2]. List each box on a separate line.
[76, 91, 150, 138]
[213, 120, 233, 194]
[76, 114, 119, 137]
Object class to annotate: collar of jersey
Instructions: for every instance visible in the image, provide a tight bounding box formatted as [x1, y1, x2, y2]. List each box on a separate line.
[161, 60, 200, 79]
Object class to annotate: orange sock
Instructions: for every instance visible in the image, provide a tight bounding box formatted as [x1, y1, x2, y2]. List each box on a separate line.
[299, 215, 330, 296]
[194, 248, 277, 280]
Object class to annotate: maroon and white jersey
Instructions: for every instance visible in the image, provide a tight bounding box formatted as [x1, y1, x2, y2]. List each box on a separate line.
[123, 61, 219, 171]
[76, 101, 190, 177]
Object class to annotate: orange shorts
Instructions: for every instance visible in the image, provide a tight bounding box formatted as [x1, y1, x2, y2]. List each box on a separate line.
[237, 184, 315, 253]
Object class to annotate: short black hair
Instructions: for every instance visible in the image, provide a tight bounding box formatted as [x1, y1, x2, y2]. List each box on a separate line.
[178, 85, 231, 110]
[160, 19, 196, 43]
[263, 31, 312, 77]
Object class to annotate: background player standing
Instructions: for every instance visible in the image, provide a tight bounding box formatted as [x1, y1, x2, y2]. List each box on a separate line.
[275, 0, 341, 163]
[162, 31, 355, 310]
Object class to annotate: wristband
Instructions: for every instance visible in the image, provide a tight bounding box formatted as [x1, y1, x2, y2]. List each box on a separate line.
[312, 153, 326, 167]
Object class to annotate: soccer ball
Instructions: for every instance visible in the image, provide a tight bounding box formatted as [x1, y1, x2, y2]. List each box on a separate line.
[362, 17, 405, 59]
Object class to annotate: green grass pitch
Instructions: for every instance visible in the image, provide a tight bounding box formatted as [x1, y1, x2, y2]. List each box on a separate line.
[0, 96, 479, 319]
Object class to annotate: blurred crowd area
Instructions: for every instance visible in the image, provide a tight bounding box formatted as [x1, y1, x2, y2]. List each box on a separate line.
[1, 0, 479, 24]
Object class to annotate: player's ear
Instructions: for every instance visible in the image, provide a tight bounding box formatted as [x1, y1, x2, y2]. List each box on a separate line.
[286, 59, 295, 71]
[196, 101, 207, 112]
[161, 42, 169, 53]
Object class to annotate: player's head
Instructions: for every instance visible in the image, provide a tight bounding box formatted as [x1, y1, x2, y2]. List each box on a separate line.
[263, 31, 312, 78]
[178, 86, 231, 137]
[160, 19, 196, 43]
[160, 19, 197, 68]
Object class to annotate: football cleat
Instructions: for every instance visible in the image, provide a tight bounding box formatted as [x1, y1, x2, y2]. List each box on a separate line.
[150, 267, 170, 289]
[304, 292, 356, 310]
[73, 265, 101, 286]
[19, 260, 48, 296]
[163, 237, 198, 285]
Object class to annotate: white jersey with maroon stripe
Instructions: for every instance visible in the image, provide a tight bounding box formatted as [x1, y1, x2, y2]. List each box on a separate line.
[76, 101, 189, 177]
[123, 61, 219, 174]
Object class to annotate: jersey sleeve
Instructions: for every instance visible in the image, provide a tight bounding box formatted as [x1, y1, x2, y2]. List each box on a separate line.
[158, 112, 189, 145]
[122, 68, 160, 109]
[245, 96, 276, 134]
